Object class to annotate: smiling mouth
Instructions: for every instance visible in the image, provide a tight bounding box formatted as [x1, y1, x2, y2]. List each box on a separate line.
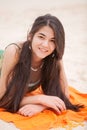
[39, 47, 48, 52]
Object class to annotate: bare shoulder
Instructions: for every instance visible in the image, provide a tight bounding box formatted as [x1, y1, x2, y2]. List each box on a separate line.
[4, 44, 20, 65]
[2, 42, 25, 69]
[5, 45, 19, 60]
[5, 42, 23, 51]
[5, 42, 24, 60]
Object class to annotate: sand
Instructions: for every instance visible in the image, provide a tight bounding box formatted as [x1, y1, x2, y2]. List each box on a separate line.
[0, 0, 87, 129]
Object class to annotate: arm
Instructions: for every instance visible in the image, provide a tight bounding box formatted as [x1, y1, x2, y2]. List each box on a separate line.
[20, 94, 66, 114]
[0, 45, 19, 99]
[59, 60, 69, 98]
[18, 94, 66, 117]
[18, 104, 47, 117]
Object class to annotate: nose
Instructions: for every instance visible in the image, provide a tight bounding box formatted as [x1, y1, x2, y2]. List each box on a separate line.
[43, 40, 49, 47]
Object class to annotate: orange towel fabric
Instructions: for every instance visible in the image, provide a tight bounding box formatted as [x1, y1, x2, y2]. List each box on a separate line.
[0, 86, 87, 130]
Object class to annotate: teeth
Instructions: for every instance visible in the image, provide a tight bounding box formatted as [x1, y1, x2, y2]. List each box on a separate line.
[39, 48, 48, 52]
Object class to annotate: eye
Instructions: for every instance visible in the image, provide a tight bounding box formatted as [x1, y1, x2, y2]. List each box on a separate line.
[50, 39, 55, 43]
[38, 35, 44, 39]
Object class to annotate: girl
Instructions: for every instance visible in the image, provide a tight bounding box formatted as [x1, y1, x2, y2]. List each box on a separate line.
[0, 14, 82, 117]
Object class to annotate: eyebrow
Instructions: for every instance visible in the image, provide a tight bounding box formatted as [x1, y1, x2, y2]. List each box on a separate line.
[38, 33, 55, 40]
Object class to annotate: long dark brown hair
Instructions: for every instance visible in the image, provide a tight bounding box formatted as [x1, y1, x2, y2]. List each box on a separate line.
[0, 14, 83, 112]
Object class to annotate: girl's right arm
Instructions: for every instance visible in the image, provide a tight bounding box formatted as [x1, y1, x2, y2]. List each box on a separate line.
[0, 44, 19, 99]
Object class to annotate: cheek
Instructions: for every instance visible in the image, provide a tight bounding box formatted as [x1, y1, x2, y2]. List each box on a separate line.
[32, 37, 40, 47]
[50, 44, 56, 52]
[31, 38, 37, 48]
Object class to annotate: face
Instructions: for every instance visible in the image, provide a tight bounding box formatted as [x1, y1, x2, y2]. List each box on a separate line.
[31, 26, 55, 61]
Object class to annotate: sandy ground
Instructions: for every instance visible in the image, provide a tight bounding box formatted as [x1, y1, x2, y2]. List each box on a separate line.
[0, 0, 87, 129]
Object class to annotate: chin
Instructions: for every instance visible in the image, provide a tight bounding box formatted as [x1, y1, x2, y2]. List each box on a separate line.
[37, 55, 47, 60]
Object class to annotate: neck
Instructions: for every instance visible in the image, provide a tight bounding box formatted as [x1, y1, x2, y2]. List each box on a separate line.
[31, 55, 43, 69]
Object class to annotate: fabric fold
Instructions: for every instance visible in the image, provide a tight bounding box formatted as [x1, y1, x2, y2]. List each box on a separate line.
[0, 87, 87, 130]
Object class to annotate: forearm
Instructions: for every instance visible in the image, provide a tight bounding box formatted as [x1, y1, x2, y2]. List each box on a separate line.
[18, 104, 48, 117]
[20, 94, 66, 114]
[20, 95, 43, 107]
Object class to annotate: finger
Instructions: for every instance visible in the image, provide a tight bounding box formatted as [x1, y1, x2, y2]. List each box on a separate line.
[24, 111, 32, 117]
[24, 110, 35, 117]
[19, 110, 31, 117]
[28, 112, 34, 117]
[56, 98, 66, 110]
[18, 108, 25, 114]
[18, 107, 29, 115]
[50, 104, 61, 114]
[56, 102, 65, 112]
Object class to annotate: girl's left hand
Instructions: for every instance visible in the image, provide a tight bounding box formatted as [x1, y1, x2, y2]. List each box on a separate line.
[18, 104, 46, 117]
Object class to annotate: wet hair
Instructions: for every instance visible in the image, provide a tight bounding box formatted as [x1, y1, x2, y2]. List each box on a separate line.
[0, 14, 83, 112]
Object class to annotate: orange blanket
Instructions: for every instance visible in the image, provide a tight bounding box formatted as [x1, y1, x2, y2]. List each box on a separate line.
[0, 87, 87, 130]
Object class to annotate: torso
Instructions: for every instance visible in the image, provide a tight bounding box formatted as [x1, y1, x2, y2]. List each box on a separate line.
[27, 65, 42, 91]
[6, 42, 41, 92]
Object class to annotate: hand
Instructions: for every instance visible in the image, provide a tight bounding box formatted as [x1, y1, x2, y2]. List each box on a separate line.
[38, 95, 66, 114]
[18, 104, 46, 117]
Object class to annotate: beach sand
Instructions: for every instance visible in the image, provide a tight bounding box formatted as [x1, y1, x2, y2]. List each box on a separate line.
[0, 0, 87, 129]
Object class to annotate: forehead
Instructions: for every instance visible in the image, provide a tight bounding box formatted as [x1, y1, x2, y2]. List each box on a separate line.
[36, 26, 55, 38]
